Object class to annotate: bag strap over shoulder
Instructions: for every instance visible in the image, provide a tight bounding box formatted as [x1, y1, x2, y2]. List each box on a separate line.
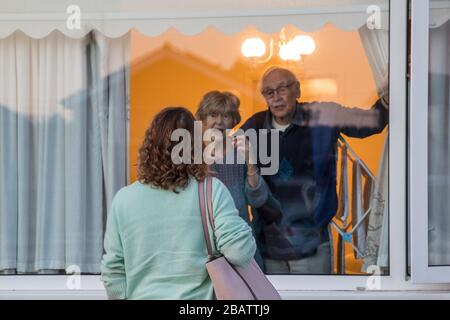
[199, 177, 215, 258]
[205, 177, 215, 229]
[199, 178, 212, 256]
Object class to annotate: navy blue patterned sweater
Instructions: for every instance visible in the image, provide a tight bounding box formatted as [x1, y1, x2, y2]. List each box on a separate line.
[241, 100, 388, 260]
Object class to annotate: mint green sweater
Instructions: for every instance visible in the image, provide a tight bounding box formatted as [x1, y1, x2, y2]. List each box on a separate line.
[100, 177, 256, 300]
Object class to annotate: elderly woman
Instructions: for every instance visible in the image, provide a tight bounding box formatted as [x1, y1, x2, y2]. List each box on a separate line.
[196, 91, 271, 269]
[101, 106, 256, 300]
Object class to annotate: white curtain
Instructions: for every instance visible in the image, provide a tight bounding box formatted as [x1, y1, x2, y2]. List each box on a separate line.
[428, 19, 450, 266]
[0, 30, 129, 273]
[358, 25, 389, 272]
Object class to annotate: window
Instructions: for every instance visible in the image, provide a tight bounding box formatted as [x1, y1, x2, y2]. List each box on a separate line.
[0, 1, 391, 278]
[2, 0, 450, 296]
[0, 31, 130, 275]
[410, 0, 450, 283]
[129, 2, 390, 275]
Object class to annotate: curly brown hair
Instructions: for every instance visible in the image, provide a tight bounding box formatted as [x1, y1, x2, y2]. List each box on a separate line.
[138, 107, 208, 192]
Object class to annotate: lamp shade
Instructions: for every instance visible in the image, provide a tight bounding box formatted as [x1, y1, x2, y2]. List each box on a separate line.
[292, 35, 316, 55]
[279, 41, 301, 61]
[241, 38, 266, 58]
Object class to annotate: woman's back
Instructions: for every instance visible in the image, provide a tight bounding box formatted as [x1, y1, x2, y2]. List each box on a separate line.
[101, 177, 256, 300]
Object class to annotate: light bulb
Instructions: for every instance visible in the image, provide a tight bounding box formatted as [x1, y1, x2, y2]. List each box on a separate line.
[241, 38, 266, 58]
[292, 35, 316, 55]
[279, 41, 301, 61]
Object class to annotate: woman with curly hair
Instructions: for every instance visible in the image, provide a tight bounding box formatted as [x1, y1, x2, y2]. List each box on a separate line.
[100, 107, 256, 300]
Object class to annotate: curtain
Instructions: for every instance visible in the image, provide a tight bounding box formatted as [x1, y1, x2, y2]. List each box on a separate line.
[428, 19, 450, 266]
[0, 30, 129, 274]
[358, 25, 389, 272]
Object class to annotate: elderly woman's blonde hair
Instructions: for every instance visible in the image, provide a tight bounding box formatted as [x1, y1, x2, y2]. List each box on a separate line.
[195, 90, 241, 127]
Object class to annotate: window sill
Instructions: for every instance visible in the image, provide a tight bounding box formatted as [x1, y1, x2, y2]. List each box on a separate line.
[280, 290, 450, 300]
[1, 289, 449, 300]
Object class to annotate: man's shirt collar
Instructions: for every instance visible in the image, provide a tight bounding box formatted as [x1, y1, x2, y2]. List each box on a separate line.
[263, 101, 304, 129]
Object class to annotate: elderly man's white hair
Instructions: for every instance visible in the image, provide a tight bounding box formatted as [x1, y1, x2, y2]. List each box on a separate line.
[259, 66, 299, 93]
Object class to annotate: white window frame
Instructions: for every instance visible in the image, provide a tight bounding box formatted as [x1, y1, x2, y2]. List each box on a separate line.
[2, 0, 450, 298]
[410, 0, 450, 283]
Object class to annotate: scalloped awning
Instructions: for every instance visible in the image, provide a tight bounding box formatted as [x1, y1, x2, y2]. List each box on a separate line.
[0, 0, 394, 39]
[1, 0, 449, 39]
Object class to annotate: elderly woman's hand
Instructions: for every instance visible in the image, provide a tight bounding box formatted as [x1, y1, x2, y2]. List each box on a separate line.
[233, 135, 259, 188]
[234, 135, 257, 165]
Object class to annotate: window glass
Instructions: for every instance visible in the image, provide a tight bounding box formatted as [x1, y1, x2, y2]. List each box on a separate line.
[0, 1, 390, 276]
[130, 3, 390, 275]
[428, 0, 450, 267]
[0, 31, 130, 275]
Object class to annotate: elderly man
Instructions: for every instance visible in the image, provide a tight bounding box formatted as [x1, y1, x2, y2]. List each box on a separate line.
[241, 67, 389, 274]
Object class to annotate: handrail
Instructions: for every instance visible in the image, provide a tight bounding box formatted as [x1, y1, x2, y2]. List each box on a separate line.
[333, 135, 377, 272]
[337, 136, 375, 181]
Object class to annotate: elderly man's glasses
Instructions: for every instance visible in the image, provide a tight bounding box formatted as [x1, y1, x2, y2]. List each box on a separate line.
[261, 82, 296, 99]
